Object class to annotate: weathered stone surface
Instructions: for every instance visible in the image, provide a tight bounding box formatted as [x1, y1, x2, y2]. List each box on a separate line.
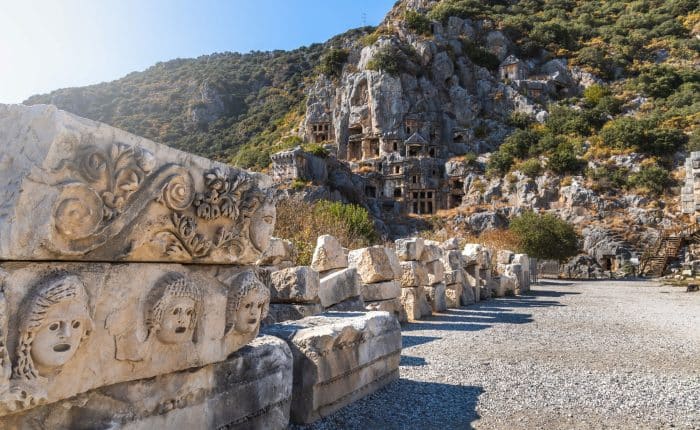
[512, 254, 531, 293]
[263, 303, 324, 325]
[364, 298, 406, 323]
[463, 243, 488, 266]
[400, 287, 423, 321]
[398, 260, 429, 287]
[444, 269, 464, 285]
[325, 296, 366, 312]
[440, 238, 461, 251]
[442, 250, 465, 271]
[0, 104, 274, 265]
[262, 312, 401, 424]
[361, 280, 401, 301]
[497, 250, 515, 265]
[1, 335, 293, 430]
[425, 283, 447, 312]
[348, 246, 402, 284]
[498, 274, 517, 297]
[311, 235, 347, 272]
[270, 266, 320, 304]
[445, 284, 462, 308]
[460, 281, 476, 305]
[420, 243, 443, 263]
[426, 260, 445, 285]
[258, 237, 297, 269]
[0, 263, 271, 415]
[318, 268, 360, 308]
[418, 288, 432, 317]
[394, 238, 424, 262]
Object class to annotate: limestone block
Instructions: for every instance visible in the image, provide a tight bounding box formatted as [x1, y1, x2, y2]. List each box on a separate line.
[398, 261, 429, 287]
[0, 263, 271, 415]
[270, 266, 320, 304]
[263, 303, 324, 325]
[311, 235, 347, 272]
[258, 237, 297, 269]
[462, 243, 483, 265]
[318, 267, 360, 308]
[394, 238, 424, 261]
[1, 336, 293, 430]
[445, 284, 462, 308]
[425, 283, 447, 312]
[0, 104, 274, 265]
[498, 274, 517, 297]
[418, 288, 433, 317]
[440, 238, 461, 250]
[364, 298, 406, 323]
[497, 250, 515, 265]
[420, 243, 443, 263]
[262, 312, 401, 424]
[426, 260, 445, 285]
[361, 280, 401, 301]
[460, 282, 476, 305]
[444, 269, 464, 285]
[504, 263, 523, 294]
[348, 246, 402, 284]
[325, 296, 366, 312]
[513, 254, 530, 292]
[400, 287, 423, 321]
[442, 250, 465, 271]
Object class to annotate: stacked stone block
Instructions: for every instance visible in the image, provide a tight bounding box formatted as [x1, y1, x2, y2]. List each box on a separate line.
[347, 245, 404, 322]
[267, 266, 324, 324]
[395, 238, 430, 320]
[311, 235, 363, 311]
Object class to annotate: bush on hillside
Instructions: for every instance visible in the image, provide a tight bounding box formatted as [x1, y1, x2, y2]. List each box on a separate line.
[405, 10, 432, 35]
[509, 211, 580, 262]
[319, 48, 349, 78]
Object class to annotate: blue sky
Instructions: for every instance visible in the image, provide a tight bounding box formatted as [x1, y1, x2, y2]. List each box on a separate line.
[0, 0, 395, 103]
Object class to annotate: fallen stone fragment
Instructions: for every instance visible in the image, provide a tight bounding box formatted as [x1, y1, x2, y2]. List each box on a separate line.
[395, 238, 424, 261]
[311, 235, 348, 272]
[445, 283, 463, 308]
[361, 280, 401, 301]
[270, 266, 320, 304]
[425, 283, 447, 312]
[318, 267, 360, 308]
[365, 298, 407, 323]
[348, 246, 402, 284]
[399, 260, 430, 287]
[400, 287, 424, 321]
[264, 303, 324, 325]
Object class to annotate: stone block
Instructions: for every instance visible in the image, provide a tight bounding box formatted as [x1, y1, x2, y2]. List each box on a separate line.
[262, 312, 401, 424]
[318, 267, 360, 308]
[418, 288, 433, 317]
[361, 280, 401, 301]
[0, 336, 293, 430]
[460, 282, 476, 305]
[425, 283, 447, 312]
[420, 243, 443, 263]
[311, 235, 347, 272]
[400, 287, 423, 321]
[365, 298, 406, 323]
[0, 104, 274, 265]
[445, 283, 462, 308]
[325, 296, 366, 312]
[498, 274, 517, 297]
[442, 250, 465, 271]
[398, 261, 429, 287]
[270, 266, 320, 304]
[440, 238, 461, 250]
[426, 260, 445, 285]
[444, 269, 464, 285]
[263, 303, 324, 325]
[348, 246, 402, 284]
[0, 262, 272, 415]
[497, 250, 515, 265]
[258, 237, 297, 269]
[394, 238, 424, 261]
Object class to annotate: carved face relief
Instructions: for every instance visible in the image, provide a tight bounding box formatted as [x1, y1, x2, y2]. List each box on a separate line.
[31, 300, 89, 371]
[233, 291, 267, 334]
[156, 296, 197, 344]
[145, 273, 202, 345]
[250, 200, 276, 253]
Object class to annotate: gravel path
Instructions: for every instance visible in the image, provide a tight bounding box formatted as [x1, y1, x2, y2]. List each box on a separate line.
[296, 280, 700, 429]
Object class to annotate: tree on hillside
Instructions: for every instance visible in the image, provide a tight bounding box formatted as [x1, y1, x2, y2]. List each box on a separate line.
[509, 211, 580, 262]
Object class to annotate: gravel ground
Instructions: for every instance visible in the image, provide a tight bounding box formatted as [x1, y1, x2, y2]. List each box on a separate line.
[295, 279, 700, 430]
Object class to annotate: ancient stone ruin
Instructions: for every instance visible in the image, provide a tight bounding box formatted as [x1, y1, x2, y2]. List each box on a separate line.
[0, 104, 535, 428]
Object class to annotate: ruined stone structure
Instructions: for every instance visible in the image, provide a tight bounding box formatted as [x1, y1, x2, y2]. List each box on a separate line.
[682, 151, 700, 219]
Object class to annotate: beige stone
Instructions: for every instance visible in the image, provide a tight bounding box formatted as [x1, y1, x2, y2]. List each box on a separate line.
[400, 287, 423, 321]
[394, 238, 424, 261]
[263, 312, 401, 424]
[460, 281, 476, 305]
[325, 296, 366, 312]
[348, 246, 402, 284]
[426, 260, 445, 285]
[311, 235, 347, 272]
[258, 237, 297, 269]
[440, 238, 461, 250]
[418, 288, 432, 317]
[497, 250, 515, 265]
[445, 284, 462, 308]
[1, 335, 293, 430]
[361, 280, 401, 301]
[442, 250, 465, 271]
[263, 303, 324, 325]
[364, 298, 406, 323]
[270, 266, 320, 304]
[0, 104, 274, 265]
[420, 243, 443, 263]
[0, 263, 270, 415]
[398, 261, 429, 287]
[318, 268, 360, 308]
[444, 269, 464, 285]
[425, 283, 447, 312]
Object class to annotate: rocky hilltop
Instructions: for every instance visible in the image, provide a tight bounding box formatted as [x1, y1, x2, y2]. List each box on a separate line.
[24, 0, 699, 276]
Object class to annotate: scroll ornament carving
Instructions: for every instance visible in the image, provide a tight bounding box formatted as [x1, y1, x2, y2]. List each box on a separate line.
[193, 168, 252, 221]
[50, 141, 196, 256]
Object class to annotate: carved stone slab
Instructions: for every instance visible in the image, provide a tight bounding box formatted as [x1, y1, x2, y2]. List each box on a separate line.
[0, 262, 271, 415]
[0, 335, 292, 430]
[263, 311, 401, 424]
[0, 104, 274, 264]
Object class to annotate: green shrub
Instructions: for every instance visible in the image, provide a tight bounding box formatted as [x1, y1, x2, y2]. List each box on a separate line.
[462, 39, 500, 71]
[599, 117, 687, 155]
[583, 84, 611, 106]
[627, 166, 672, 195]
[507, 111, 535, 129]
[547, 143, 584, 174]
[487, 151, 515, 175]
[631, 65, 684, 99]
[509, 211, 580, 262]
[405, 10, 432, 35]
[586, 165, 628, 192]
[314, 200, 377, 244]
[502, 129, 541, 158]
[318, 48, 349, 78]
[366, 45, 403, 75]
[303, 143, 329, 157]
[545, 105, 591, 136]
[518, 158, 542, 178]
[426, 0, 486, 23]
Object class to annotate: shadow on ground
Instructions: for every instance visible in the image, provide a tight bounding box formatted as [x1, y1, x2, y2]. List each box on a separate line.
[294, 379, 483, 430]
